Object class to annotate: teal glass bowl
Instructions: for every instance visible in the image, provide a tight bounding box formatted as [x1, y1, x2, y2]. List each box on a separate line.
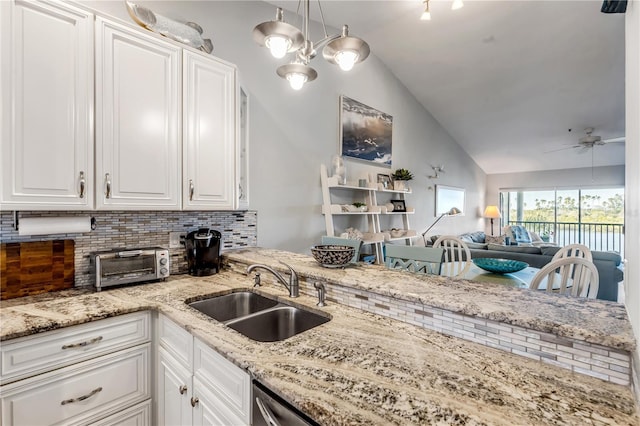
[472, 258, 529, 274]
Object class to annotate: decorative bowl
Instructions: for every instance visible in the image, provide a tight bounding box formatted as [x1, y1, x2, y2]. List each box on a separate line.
[310, 245, 355, 267]
[472, 258, 529, 274]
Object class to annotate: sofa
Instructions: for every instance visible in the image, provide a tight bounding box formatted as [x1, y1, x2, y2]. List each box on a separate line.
[431, 231, 624, 302]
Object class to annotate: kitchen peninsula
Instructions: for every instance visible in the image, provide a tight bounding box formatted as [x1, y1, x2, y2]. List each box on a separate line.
[1, 248, 638, 425]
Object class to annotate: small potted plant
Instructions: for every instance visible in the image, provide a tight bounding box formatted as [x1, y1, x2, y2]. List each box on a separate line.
[352, 202, 367, 212]
[391, 168, 414, 191]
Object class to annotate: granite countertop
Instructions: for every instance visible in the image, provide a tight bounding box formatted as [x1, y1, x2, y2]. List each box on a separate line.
[224, 248, 636, 352]
[1, 249, 638, 425]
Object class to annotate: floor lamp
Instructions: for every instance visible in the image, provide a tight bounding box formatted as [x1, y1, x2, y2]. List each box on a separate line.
[422, 207, 462, 246]
[483, 205, 501, 236]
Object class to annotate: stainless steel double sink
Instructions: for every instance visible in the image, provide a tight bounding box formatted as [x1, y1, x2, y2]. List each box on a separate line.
[188, 291, 330, 342]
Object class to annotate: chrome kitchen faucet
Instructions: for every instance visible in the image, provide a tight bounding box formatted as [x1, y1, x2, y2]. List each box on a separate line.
[246, 262, 299, 298]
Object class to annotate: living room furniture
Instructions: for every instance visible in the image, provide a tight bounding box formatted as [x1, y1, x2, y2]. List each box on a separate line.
[483, 205, 501, 236]
[320, 164, 416, 263]
[444, 263, 566, 291]
[421, 207, 462, 246]
[551, 243, 592, 262]
[438, 231, 622, 301]
[433, 235, 471, 277]
[384, 245, 444, 275]
[530, 257, 600, 299]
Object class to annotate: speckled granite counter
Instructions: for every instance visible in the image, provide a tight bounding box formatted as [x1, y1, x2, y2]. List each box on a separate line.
[1, 248, 638, 425]
[224, 248, 635, 352]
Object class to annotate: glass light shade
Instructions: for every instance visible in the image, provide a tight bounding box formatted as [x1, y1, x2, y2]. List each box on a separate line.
[266, 35, 291, 59]
[335, 50, 359, 71]
[452, 0, 464, 10]
[420, 11, 431, 20]
[287, 72, 307, 90]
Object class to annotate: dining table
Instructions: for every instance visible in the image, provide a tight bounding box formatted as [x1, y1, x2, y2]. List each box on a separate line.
[440, 260, 565, 291]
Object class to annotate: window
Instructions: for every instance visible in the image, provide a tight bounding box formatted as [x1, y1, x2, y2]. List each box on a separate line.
[500, 187, 624, 254]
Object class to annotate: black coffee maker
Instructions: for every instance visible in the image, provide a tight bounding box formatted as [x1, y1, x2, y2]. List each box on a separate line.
[185, 228, 222, 276]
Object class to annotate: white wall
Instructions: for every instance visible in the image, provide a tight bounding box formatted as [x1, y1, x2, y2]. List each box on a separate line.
[81, 0, 486, 252]
[624, 0, 640, 395]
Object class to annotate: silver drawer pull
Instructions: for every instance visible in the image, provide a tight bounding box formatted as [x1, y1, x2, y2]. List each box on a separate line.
[61, 335, 103, 350]
[79, 171, 86, 199]
[105, 173, 111, 198]
[256, 396, 281, 426]
[61, 387, 102, 405]
[179, 385, 188, 395]
[190, 396, 199, 407]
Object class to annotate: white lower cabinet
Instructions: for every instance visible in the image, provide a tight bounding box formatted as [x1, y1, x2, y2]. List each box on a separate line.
[89, 400, 152, 426]
[0, 312, 152, 426]
[157, 347, 193, 426]
[156, 314, 250, 425]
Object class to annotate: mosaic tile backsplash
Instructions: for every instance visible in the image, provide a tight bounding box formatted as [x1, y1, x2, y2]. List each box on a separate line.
[0, 210, 257, 287]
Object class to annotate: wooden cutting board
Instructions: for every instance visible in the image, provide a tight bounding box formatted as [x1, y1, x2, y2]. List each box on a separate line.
[1, 240, 75, 300]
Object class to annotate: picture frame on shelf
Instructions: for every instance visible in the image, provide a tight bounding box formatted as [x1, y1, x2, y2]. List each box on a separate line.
[435, 185, 465, 216]
[339, 95, 393, 167]
[390, 199, 406, 212]
[377, 173, 391, 189]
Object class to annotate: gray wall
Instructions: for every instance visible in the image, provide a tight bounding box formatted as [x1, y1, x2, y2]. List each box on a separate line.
[82, 0, 486, 252]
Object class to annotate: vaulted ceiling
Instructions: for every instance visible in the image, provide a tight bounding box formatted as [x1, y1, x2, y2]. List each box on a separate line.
[267, 0, 626, 174]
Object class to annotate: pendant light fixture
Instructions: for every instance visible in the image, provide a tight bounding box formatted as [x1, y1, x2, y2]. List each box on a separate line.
[420, 0, 464, 21]
[253, 0, 370, 90]
[420, 0, 432, 21]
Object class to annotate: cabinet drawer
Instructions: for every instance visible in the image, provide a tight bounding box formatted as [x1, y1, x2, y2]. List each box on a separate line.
[158, 314, 193, 369]
[193, 338, 250, 424]
[1, 343, 150, 426]
[89, 399, 151, 426]
[1, 311, 150, 384]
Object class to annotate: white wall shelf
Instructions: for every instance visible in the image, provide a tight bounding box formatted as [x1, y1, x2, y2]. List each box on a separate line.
[320, 164, 415, 263]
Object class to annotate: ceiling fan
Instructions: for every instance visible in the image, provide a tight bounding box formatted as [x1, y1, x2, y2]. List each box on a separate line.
[547, 127, 625, 154]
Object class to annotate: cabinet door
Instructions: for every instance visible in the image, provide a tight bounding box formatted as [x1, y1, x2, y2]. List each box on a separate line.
[95, 17, 181, 210]
[0, 0, 93, 209]
[192, 376, 247, 426]
[183, 51, 237, 210]
[157, 348, 192, 426]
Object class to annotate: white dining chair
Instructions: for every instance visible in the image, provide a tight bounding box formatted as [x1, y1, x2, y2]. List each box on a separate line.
[551, 243, 593, 262]
[529, 257, 599, 298]
[433, 235, 472, 278]
[384, 245, 444, 275]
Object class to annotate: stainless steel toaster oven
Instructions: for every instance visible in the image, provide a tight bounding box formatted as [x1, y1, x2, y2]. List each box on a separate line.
[91, 247, 169, 291]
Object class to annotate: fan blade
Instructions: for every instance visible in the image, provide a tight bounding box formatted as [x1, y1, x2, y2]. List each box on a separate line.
[544, 145, 580, 154]
[602, 136, 625, 144]
[577, 146, 590, 154]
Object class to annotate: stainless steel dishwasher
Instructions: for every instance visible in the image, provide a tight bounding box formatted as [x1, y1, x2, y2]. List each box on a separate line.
[252, 380, 320, 426]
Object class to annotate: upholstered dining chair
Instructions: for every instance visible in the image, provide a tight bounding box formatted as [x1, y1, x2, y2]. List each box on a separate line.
[321, 236, 363, 263]
[551, 243, 593, 262]
[433, 235, 472, 278]
[384, 245, 445, 275]
[529, 257, 599, 298]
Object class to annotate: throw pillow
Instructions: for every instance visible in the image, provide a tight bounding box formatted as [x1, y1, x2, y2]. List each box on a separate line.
[529, 231, 543, 242]
[507, 225, 532, 244]
[485, 234, 506, 245]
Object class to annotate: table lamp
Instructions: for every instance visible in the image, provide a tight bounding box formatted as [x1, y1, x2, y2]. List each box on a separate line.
[483, 205, 501, 236]
[422, 207, 462, 246]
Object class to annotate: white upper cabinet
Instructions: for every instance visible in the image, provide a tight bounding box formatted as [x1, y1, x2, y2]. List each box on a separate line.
[182, 51, 237, 210]
[0, 0, 94, 209]
[95, 17, 181, 210]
